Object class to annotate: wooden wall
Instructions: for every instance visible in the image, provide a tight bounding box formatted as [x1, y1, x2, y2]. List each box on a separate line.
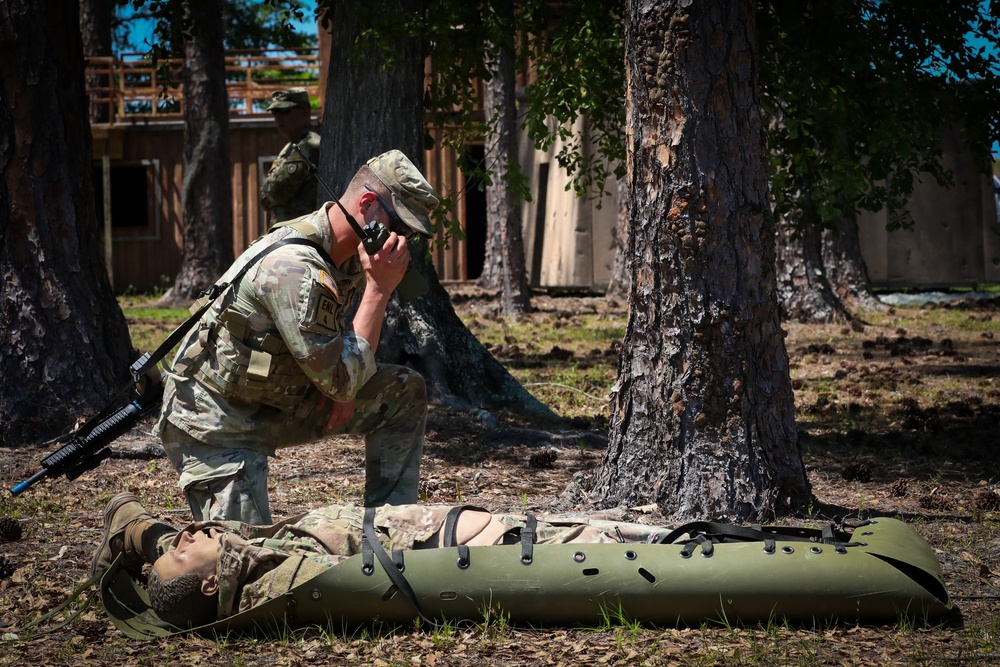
[517, 113, 619, 290]
[97, 119, 476, 293]
[422, 128, 471, 282]
[97, 118, 286, 293]
[98, 116, 997, 296]
[857, 130, 1000, 288]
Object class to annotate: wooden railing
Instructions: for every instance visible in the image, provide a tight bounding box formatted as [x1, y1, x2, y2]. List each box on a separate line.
[85, 48, 321, 125]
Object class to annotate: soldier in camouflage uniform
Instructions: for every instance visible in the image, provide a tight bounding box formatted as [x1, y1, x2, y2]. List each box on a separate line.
[156, 150, 438, 524]
[92, 493, 668, 627]
[260, 88, 321, 224]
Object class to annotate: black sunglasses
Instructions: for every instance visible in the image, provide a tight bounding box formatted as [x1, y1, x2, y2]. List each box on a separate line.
[364, 184, 416, 240]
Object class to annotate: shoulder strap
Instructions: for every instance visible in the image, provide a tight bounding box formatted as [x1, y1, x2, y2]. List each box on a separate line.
[129, 237, 334, 383]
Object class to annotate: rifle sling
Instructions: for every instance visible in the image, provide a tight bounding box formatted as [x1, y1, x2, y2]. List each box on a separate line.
[129, 237, 335, 384]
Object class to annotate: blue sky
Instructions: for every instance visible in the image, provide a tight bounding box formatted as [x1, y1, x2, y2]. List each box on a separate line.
[117, 2, 319, 52]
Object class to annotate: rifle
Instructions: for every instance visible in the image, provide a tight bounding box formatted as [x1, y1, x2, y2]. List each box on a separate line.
[10, 353, 163, 496]
[10, 150, 427, 495]
[10, 235, 341, 496]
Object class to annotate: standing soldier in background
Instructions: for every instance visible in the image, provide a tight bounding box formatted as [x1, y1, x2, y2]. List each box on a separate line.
[260, 88, 321, 224]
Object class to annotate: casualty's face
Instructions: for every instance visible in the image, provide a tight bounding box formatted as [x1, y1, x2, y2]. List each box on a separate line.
[153, 527, 224, 581]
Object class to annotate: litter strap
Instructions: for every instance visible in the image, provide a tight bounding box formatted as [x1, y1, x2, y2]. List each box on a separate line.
[442, 505, 489, 548]
[361, 507, 435, 626]
[656, 520, 856, 547]
[520, 514, 537, 564]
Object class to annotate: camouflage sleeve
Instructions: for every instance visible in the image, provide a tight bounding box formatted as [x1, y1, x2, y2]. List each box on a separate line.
[260, 156, 313, 209]
[254, 247, 376, 401]
[237, 556, 340, 614]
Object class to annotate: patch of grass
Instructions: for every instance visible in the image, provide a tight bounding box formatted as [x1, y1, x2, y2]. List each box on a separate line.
[118, 297, 189, 355]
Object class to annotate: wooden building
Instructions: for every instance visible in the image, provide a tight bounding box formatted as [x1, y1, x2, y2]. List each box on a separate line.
[89, 45, 626, 293]
[857, 130, 1000, 288]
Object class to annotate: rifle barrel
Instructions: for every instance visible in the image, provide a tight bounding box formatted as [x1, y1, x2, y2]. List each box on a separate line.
[10, 469, 49, 496]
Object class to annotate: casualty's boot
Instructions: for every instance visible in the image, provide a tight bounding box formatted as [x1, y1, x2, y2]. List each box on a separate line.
[92, 493, 175, 576]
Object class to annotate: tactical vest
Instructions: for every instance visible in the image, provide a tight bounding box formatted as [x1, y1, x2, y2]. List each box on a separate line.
[171, 218, 343, 411]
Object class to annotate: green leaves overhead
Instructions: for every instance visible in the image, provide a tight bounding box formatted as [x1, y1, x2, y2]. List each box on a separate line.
[136, 0, 998, 231]
[759, 0, 998, 230]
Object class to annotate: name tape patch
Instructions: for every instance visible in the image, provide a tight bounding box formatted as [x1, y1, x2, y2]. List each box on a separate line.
[315, 292, 337, 329]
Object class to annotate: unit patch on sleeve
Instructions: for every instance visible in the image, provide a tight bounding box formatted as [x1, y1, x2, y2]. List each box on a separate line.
[302, 274, 342, 334]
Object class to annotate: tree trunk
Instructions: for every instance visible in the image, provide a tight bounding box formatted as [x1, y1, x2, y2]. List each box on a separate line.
[0, 0, 134, 446]
[379, 252, 554, 419]
[774, 212, 848, 323]
[79, 0, 113, 124]
[477, 11, 532, 318]
[605, 178, 630, 305]
[821, 214, 884, 314]
[320, 0, 556, 422]
[775, 211, 884, 323]
[160, 1, 233, 303]
[592, 0, 810, 521]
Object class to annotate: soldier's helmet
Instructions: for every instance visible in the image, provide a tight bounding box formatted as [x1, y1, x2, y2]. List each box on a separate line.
[267, 88, 311, 111]
[366, 150, 439, 238]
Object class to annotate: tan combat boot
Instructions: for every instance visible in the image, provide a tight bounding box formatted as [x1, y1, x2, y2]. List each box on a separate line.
[92, 492, 175, 576]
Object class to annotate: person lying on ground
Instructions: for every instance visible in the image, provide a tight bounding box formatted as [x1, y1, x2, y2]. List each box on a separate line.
[92, 493, 670, 628]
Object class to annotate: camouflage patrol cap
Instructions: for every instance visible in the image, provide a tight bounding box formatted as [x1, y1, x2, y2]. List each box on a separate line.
[366, 150, 439, 238]
[268, 88, 311, 111]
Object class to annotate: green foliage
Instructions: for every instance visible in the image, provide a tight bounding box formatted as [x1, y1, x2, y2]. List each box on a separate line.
[118, 0, 999, 245]
[224, 0, 316, 51]
[759, 0, 1000, 231]
[315, 0, 625, 219]
[519, 1, 627, 200]
[317, 0, 998, 238]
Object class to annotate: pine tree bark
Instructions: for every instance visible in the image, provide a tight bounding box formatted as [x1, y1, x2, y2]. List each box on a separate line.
[821, 214, 884, 314]
[592, 0, 810, 521]
[379, 253, 553, 419]
[0, 0, 134, 446]
[605, 178, 630, 305]
[320, 0, 556, 421]
[477, 11, 532, 318]
[160, 1, 233, 303]
[774, 213, 847, 323]
[775, 211, 884, 323]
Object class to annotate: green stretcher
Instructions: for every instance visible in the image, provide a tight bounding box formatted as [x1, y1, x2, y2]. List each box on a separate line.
[100, 516, 951, 639]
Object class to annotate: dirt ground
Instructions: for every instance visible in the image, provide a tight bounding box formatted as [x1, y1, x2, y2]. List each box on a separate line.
[0, 287, 999, 666]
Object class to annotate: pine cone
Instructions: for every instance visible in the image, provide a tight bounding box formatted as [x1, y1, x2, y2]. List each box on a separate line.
[0, 554, 14, 580]
[528, 449, 559, 469]
[973, 490, 1000, 513]
[0, 516, 23, 542]
[888, 478, 910, 497]
[840, 461, 871, 483]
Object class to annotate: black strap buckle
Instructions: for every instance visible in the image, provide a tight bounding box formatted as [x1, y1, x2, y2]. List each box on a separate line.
[520, 514, 537, 565]
[200, 282, 228, 300]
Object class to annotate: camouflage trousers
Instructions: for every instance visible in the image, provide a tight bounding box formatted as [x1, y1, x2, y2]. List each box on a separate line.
[161, 364, 426, 524]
